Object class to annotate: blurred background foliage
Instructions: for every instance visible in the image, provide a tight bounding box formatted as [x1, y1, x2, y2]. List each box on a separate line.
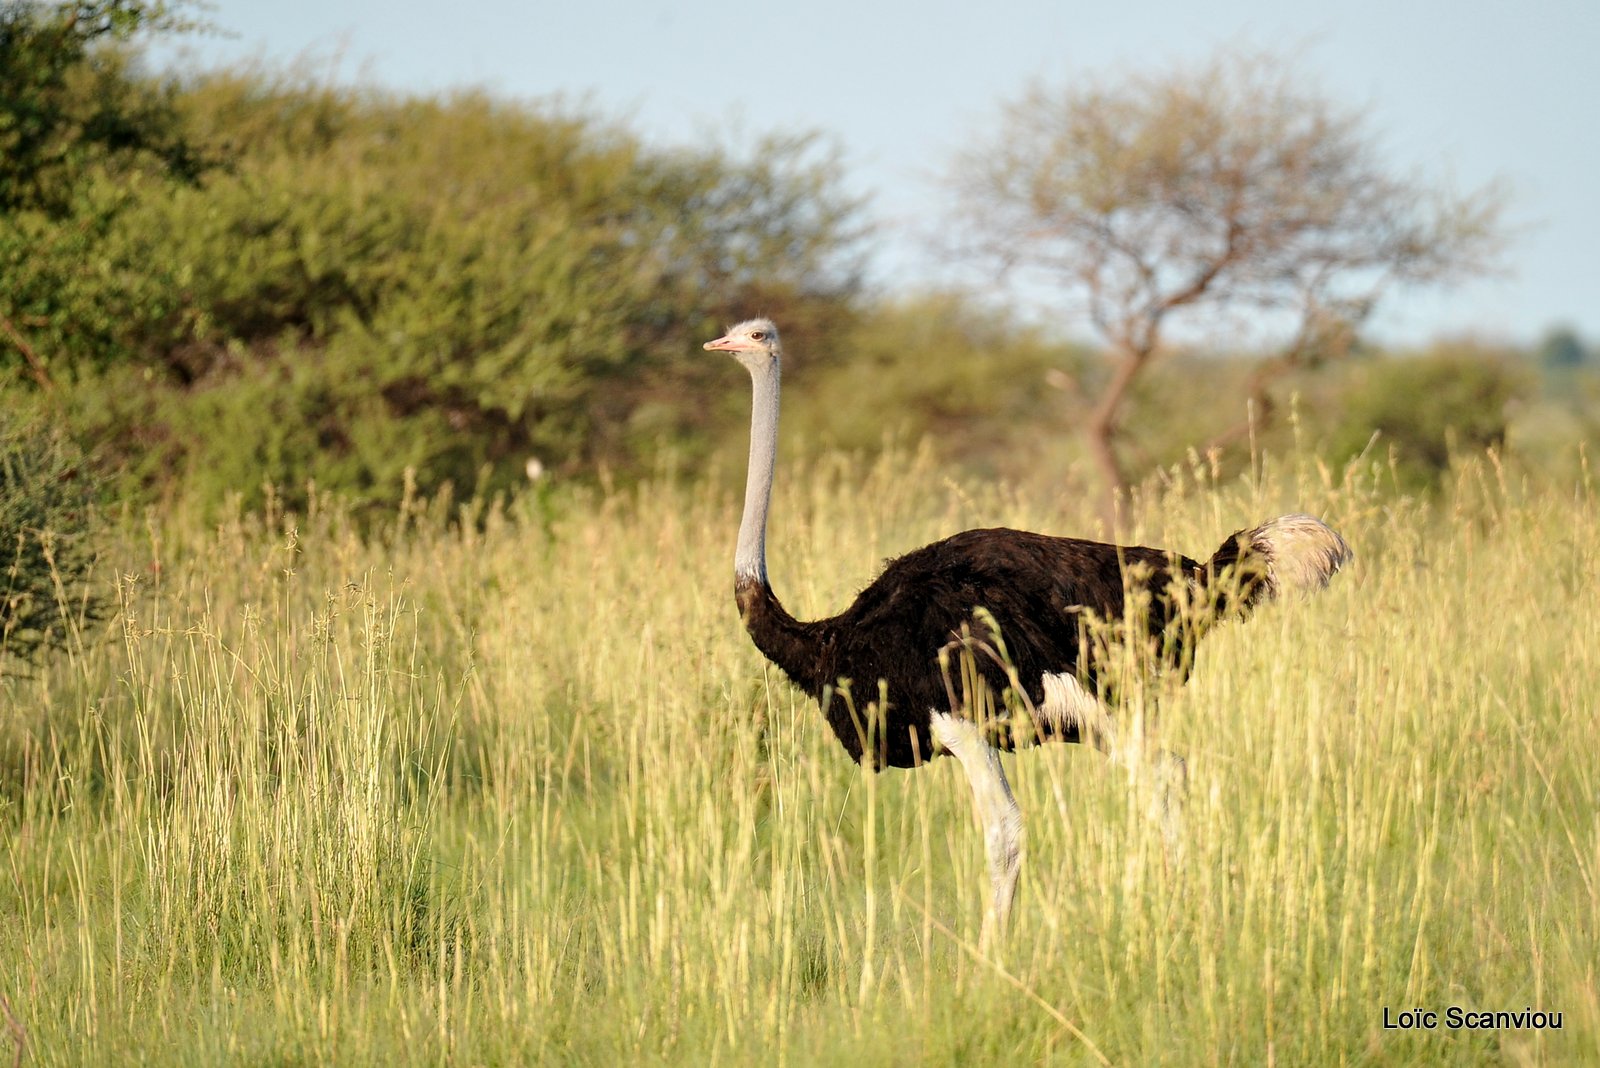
[2, 1, 867, 515]
[1, 0, 1596, 532]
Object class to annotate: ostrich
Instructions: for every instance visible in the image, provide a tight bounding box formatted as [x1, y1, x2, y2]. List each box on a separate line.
[705, 317, 1350, 939]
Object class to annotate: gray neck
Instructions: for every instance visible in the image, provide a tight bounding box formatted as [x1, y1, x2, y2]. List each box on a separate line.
[736, 360, 780, 584]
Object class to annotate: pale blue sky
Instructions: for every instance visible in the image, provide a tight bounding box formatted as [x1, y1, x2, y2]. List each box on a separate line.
[157, 0, 1598, 345]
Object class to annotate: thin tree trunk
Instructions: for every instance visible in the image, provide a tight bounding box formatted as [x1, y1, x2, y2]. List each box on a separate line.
[1083, 341, 1152, 518]
[1084, 419, 1126, 516]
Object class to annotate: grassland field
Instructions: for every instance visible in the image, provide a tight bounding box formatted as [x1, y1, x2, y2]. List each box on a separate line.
[2, 445, 1597, 1066]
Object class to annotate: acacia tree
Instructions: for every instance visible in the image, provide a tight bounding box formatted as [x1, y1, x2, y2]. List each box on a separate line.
[948, 51, 1504, 501]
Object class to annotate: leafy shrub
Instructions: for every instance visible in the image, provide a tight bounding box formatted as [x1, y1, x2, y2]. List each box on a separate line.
[0, 1, 203, 219]
[1320, 350, 1529, 491]
[19, 68, 863, 511]
[0, 409, 106, 669]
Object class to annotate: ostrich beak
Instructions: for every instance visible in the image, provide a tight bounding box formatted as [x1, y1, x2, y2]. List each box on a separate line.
[703, 334, 743, 352]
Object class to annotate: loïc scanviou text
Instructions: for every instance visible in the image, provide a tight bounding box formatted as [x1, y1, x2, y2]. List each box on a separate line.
[1383, 1006, 1563, 1031]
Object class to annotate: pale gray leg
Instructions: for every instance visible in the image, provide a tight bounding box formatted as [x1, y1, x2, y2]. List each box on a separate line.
[1039, 672, 1187, 847]
[931, 710, 1023, 950]
[1085, 721, 1187, 851]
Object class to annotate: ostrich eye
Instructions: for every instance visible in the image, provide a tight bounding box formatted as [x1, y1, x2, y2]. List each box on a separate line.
[749, 331, 766, 341]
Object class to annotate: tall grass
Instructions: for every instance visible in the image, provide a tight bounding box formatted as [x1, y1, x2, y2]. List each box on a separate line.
[2, 446, 1596, 1065]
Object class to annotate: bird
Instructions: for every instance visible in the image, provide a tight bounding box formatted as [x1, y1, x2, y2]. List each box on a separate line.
[704, 317, 1350, 942]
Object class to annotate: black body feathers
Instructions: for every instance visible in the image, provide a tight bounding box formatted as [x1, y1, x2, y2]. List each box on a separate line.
[737, 524, 1279, 769]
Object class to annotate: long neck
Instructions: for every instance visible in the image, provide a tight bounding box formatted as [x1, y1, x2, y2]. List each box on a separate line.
[736, 360, 780, 584]
[734, 358, 826, 694]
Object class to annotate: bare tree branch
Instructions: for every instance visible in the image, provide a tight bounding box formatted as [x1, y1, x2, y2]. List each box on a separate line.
[1, 314, 54, 392]
[945, 48, 1505, 504]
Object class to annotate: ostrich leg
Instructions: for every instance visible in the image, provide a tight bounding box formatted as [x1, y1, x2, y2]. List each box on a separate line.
[1041, 673, 1187, 849]
[930, 711, 1023, 950]
[1075, 710, 1187, 850]
[1089, 726, 1189, 852]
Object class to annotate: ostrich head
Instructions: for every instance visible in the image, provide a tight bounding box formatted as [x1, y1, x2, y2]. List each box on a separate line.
[704, 318, 782, 374]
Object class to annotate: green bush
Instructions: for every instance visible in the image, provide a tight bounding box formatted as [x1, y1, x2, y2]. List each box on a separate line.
[0, 1, 203, 219]
[16, 68, 863, 512]
[1320, 349, 1529, 491]
[0, 2, 207, 382]
[0, 410, 106, 669]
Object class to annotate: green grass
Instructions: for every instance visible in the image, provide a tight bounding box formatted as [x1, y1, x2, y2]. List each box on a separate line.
[2, 447, 1597, 1065]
